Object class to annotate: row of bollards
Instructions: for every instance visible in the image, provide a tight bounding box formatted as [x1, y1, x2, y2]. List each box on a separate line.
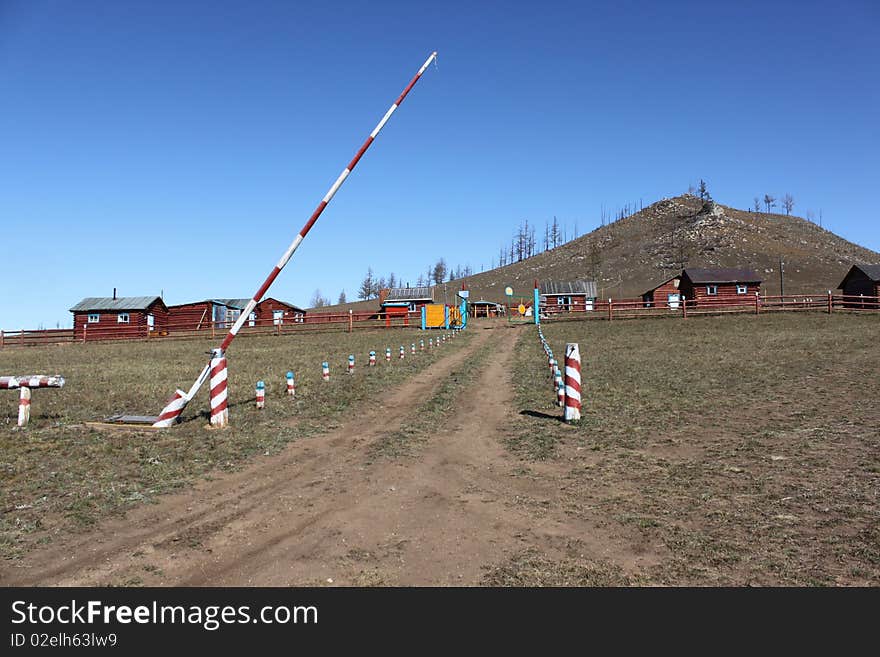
[239, 330, 462, 419]
[536, 327, 580, 423]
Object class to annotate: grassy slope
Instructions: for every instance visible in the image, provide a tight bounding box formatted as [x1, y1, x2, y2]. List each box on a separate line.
[0, 328, 471, 559]
[508, 313, 880, 585]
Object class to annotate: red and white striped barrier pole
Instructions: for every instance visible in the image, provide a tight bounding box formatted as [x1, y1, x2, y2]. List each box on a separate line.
[322, 361, 330, 381]
[385, 347, 391, 362]
[152, 51, 438, 428]
[564, 343, 581, 423]
[153, 389, 188, 428]
[209, 349, 229, 428]
[369, 351, 377, 367]
[348, 354, 355, 375]
[286, 371, 295, 396]
[18, 387, 31, 427]
[256, 380, 265, 409]
[0, 375, 65, 389]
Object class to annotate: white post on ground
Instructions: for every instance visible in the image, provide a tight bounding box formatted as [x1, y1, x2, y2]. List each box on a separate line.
[385, 347, 391, 362]
[369, 351, 376, 366]
[256, 380, 265, 409]
[322, 361, 330, 381]
[18, 387, 31, 427]
[348, 354, 355, 375]
[286, 371, 295, 396]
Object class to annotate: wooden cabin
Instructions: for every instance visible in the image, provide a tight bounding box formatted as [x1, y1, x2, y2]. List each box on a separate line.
[539, 280, 597, 313]
[379, 286, 434, 312]
[642, 275, 683, 308]
[70, 295, 168, 341]
[253, 297, 306, 325]
[837, 264, 880, 308]
[679, 268, 761, 305]
[166, 298, 250, 332]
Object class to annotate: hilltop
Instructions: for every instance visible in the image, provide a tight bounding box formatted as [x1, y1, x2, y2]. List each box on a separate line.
[313, 194, 879, 310]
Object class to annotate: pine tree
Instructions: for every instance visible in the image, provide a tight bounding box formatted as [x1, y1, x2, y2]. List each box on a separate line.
[338, 290, 347, 304]
[358, 267, 374, 300]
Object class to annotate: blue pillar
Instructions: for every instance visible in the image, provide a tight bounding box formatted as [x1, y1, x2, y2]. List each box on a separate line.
[460, 298, 467, 329]
[444, 305, 450, 329]
[534, 287, 541, 325]
[421, 305, 426, 330]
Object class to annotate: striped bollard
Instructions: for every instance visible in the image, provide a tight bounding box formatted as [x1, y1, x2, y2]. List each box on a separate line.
[209, 349, 229, 428]
[153, 389, 188, 428]
[385, 347, 391, 362]
[399, 346, 405, 359]
[369, 351, 376, 367]
[411, 343, 416, 355]
[549, 356, 555, 378]
[286, 371, 295, 396]
[420, 339, 424, 351]
[322, 361, 330, 381]
[429, 338, 433, 349]
[564, 343, 581, 423]
[256, 380, 265, 409]
[348, 354, 355, 375]
[18, 387, 31, 427]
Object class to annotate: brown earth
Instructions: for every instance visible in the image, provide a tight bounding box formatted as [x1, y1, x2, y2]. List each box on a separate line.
[4, 323, 641, 586]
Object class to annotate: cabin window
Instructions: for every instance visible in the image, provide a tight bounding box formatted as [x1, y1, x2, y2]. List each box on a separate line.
[147, 314, 155, 330]
[559, 296, 572, 310]
[294, 312, 304, 323]
[87, 314, 100, 323]
[736, 284, 748, 294]
[117, 313, 130, 324]
[706, 285, 718, 296]
[409, 303, 418, 311]
[273, 309, 284, 325]
[248, 312, 256, 327]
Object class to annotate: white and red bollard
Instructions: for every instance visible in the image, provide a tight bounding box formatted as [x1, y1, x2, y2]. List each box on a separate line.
[564, 343, 581, 422]
[411, 343, 416, 355]
[322, 361, 330, 381]
[385, 347, 391, 362]
[348, 354, 355, 375]
[554, 367, 564, 407]
[369, 351, 376, 367]
[256, 380, 265, 409]
[399, 346, 405, 359]
[287, 371, 296, 396]
[420, 339, 425, 351]
[18, 387, 31, 427]
[209, 349, 229, 428]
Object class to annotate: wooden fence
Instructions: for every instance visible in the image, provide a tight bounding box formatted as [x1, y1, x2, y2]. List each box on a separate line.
[0, 310, 423, 349]
[541, 292, 880, 322]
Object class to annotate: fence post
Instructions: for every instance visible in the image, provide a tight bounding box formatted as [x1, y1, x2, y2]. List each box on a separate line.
[0, 330, 4, 348]
[607, 299, 613, 322]
[18, 387, 31, 427]
[755, 291, 760, 315]
[349, 309, 353, 333]
[563, 343, 581, 423]
[682, 298, 688, 320]
[828, 291, 833, 314]
[209, 349, 229, 428]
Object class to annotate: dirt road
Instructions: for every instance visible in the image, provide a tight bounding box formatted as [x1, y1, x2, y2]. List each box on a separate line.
[0, 324, 604, 585]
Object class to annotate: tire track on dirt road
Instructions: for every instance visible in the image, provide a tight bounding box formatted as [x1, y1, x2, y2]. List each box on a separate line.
[1, 329, 490, 586]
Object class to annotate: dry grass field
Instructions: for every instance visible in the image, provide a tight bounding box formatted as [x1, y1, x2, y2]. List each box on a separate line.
[506, 313, 879, 585]
[1, 328, 469, 560]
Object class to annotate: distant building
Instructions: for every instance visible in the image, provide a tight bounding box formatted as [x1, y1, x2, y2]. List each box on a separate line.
[70, 295, 168, 341]
[679, 268, 761, 304]
[254, 297, 306, 325]
[166, 298, 250, 331]
[539, 280, 597, 313]
[470, 299, 504, 318]
[642, 275, 683, 308]
[837, 264, 880, 308]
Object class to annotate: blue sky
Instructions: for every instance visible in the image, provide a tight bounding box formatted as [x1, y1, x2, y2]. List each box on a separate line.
[1, 0, 878, 329]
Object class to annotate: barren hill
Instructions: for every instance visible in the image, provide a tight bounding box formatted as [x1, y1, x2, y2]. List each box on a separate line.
[314, 194, 879, 311]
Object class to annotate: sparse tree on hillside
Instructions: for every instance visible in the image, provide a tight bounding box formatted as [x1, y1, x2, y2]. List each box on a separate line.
[338, 290, 347, 304]
[358, 267, 374, 300]
[387, 272, 397, 289]
[311, 289, 329, 308]
[782, 193, 794, 216]
[416, 274, 426, 287]
[754, 197, 762, 213]
[376, 276, 386, 295]
[432, 259, 447, 284]
[588, 241, 602, 281]
[448, 269, 456, 282]
[763, 194, 776, 213]
[551, 216, 561, 248]
[698, 179, 708, 200]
